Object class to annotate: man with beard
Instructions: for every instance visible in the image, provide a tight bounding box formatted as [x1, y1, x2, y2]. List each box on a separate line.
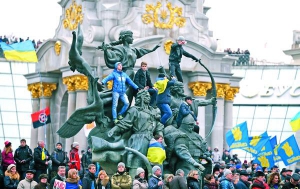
[234, 170, 250, 189]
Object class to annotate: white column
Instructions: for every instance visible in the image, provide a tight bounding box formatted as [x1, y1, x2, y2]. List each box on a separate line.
[224, 100, 233, 150]
[73, 90, 88, 151]
[64, 91, 76, 152]
[194, 96, 206, 138]
[210, 97, 224, 151]
[30, 98, 40, 149]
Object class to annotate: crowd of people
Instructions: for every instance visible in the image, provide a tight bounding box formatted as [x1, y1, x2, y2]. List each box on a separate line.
[224, 48, 250, 55]
[0, 35, 43, 49]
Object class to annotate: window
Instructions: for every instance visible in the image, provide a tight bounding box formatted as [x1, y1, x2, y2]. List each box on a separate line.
[0, 74, 13, 86]
[16, 100, 32, 112]
[267, 119, 285, 131]
[0, 99, 16, 111]
[0, 87, 14, 98]
[11, 63, 28, 74]
[269, 107, 287, 119]
[254, 106, 271, 118]
[3, 125, 19, 138]
[238, 106, 255, 118]
[251, 119, 268, 132]
[14, 87, 31, 99]
[286, 106, 300, 119]
[17, 112, 32, 125]
[12, 75, 27, 87]
[19, 125, 31, 138]
[1, 112, 18, 124]
[0, 62, 11, 73]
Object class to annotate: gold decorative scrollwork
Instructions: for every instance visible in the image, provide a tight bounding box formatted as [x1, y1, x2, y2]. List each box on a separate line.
[28, 83, 41, 99]
[142, 1, 186, 29]
[225, 87, 240, 101]
[27, 83, 57, 98]
[188, 82, 212, 97]
[63, 0, 84, 30]
[54, 41, 61, 56]
[216, 83, 230, 98]
[63, 76, 76, 91]
[75, 75, 89, 91]
[102, 75, 113, 90]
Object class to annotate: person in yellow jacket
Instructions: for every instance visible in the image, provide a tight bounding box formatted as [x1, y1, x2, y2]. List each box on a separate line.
[111, 162, 132, 189]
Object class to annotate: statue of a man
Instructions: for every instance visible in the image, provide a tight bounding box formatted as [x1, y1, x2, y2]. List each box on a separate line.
[107, 90, 164, 177]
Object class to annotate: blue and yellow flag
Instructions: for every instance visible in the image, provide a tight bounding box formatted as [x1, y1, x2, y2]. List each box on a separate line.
[270, 136, 281, 162]
[253, 138, 275, 168]
[243, 131, 269, 156]
[0, 40, 38, 62]
[226, 121, 248, 150]
[290, 111, 300, 132]
[278, 135, 300, 166]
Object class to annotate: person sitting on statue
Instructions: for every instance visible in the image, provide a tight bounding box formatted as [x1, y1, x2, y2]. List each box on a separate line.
[154, 73, 177, 126]
[169, 36, 199, 82]
[133, 61, 158, 107]
[108, 90, 164, 178]
[111, 162, 132, 189]
[101, 62, 139, 124]
[176, 96, 198, 128]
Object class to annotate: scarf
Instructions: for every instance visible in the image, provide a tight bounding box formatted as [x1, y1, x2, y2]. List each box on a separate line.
[41, 148, 46, 160]
[5, 170, 20, 180]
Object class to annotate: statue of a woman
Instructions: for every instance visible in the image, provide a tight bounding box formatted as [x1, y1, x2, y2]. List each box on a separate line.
[101, 30, 160, 79]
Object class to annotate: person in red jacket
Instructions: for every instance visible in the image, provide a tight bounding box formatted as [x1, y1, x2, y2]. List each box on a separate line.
[2, 141, 15, 173]
[252, 170, 269, 189]
[69, 142, 80, 171]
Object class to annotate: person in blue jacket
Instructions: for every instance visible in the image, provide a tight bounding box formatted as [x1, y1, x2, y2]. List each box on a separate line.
[102, 62, 139, 124]
[176, 96, 198, 128]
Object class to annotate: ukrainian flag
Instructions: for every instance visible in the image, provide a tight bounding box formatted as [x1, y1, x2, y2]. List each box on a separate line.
[290, 111, 300, 132]
[0, 40, 38, 62]
[147, 138, 166, 165]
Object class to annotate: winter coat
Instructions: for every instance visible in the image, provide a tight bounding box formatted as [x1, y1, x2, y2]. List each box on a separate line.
[17, 178, 37, 189]
[14, 145, 33, 172]
[82, 172, 96, 189]
[69, 148, 80, 171]
[81, 151, 92, 170]
[187, 177, 200, 189]
[2, 150, 15, 167]
[33, 182, 49, 189]
[169, 175, 187, 189]
[234, 180, 250, 189]
[51, 148, 67, 171]
[154, 78, 176, 105]
[132, 177, 148, 189]
[33, 147, 50, 170]
[4, 170, 20, 189]
[268, 183, 282, 189]
[102, 69, 138, 94]
[176, 101, 197, 126]
[65, 177, 82, 189]
[134, 68, 153, 89]
[163, 174, 174, 189]
[212, 151, 221, 163]
[251, 179, 269, 189]
[169, 43, 198, 64]
[148, 175, 163, 189]
[97, 177, 111, 189]
[111, 171, 131, 189]
[282, 181, 300, 189]
[50, 174, 65, 189]
[219, 178, 235, 189]
[203, 181, 217, 189]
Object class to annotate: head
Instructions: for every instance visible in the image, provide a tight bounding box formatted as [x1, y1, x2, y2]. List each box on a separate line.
[38, 140, 45, 148]
[239, 171, 249, 182]
[188, 170, 199, 180]
[72, 142, 79, 149]
[255, 171, 265, 182]
[291, 173, 300, 185]
[119, 30, 133, 44]
[135, 90, 151, 106]
[154, 134, 163, 143]
[26, 170, 35, 180]
[164, 174, 174, 183]
[56, 142, 62, 150]
[39, 174, 48, 184]
[214, 147, 219, 152]
[136, 167, 145, 178]
[224, 169, 233, 180]
[5, 141, 11, 148]
[152, 166, 162, 177]
[175, 169, 184, 177]
[141, 62, 148, 71]
[286, 169, 293, 176]
[181, 114, 196, 132]
[7, 164, 16, 174]
[20, 139, 26, 147]
[185, 96, 193, 105]
[68, 169, 78, 179]
[271, 165, 278, 173]
[117, 162, 126, 173]
[57, 166, 66, 177]
[204, 174, 215, 184]
[268, 172, 280, 185]
[177, 36, 187, 45]
[98, 170, 108, 180]
[88, 164, 96, 174]
[115, 62, 123, 71]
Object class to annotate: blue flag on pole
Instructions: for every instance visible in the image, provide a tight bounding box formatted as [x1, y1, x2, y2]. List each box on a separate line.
[243, 131, 269, 156]
[270, 136, 281, 162]
[226, 121, 248, 150]
[278, 135, 300, 166]
[253, 137, 275, 169]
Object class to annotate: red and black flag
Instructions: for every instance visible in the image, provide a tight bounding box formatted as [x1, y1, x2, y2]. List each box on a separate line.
[31, 107, 51, 128]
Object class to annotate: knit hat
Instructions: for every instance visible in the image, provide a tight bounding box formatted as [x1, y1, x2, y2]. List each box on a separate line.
[39, 174, 48, 180]
[72, 142, 79, 148]
[177, 36, 185, 41]
[136, 167, 145, 176]
[115, 62, 122, 69]
[292, 173, 300, 181]
[223, 169, 232, 177]
[7, 164, 16, 171]
[4, 141, 11, 147]
[152, 165, 161, 174]
[118, 162, 125, 167]
[56, 142, 62, 146]
[255, 171, 265, 177]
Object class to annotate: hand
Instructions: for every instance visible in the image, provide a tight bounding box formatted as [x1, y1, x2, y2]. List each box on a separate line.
[194, 162, 205, 171]
[158, 181, 164, 186]
[144, 86, 149, 90]
[196, 121, 199, 125]
[45, 161, 48, 165]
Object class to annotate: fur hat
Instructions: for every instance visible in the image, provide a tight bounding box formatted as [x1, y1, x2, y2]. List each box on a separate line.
[72, 142, 79, 148]
[39, 174, 48, 180]
[7, 164, 16, 171]
[152, 166, 161, 174]
[4, 141, 11, 147]
[136, 167, 145, 176]
[118, 162, 125, 167]
[223, 169, 232, 177]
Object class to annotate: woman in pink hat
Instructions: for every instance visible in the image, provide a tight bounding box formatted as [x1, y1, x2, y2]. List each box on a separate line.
[2, 141, 15, 173]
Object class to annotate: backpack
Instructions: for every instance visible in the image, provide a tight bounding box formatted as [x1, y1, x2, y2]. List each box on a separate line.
[68, 151, 78, 170]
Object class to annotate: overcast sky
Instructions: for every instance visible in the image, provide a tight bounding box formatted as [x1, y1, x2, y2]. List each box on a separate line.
[1, 0, 300, 63]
